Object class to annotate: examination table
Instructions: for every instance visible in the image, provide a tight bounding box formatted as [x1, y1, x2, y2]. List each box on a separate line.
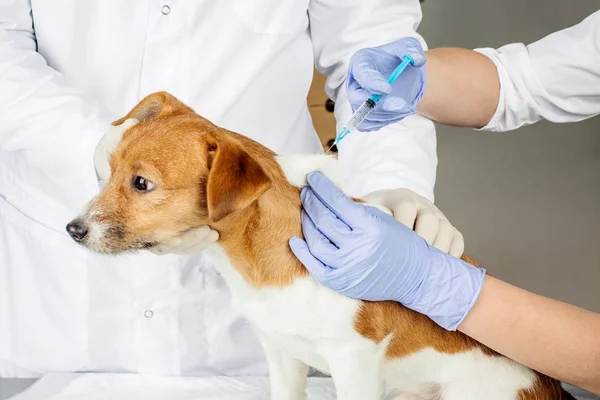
[1, 374, 598, 400]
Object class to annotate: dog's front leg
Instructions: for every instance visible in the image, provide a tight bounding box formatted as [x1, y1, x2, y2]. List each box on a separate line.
[327, 344, 383, 400]
[259, 336, 309, 400]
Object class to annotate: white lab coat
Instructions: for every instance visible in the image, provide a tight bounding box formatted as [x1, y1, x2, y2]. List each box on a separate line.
[475, 10, 600, 132]
[0, 1, 437, 377]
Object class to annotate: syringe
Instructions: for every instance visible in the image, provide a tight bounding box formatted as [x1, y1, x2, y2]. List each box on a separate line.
[326, 55, 415, 153]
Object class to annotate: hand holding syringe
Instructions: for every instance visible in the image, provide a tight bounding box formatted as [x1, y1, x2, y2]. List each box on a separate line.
[326, 55, 416, 153]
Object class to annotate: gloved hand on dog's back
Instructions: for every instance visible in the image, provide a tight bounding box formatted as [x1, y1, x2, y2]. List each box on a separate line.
[289, 172, 486, 331]
[93, 119, 219, 255]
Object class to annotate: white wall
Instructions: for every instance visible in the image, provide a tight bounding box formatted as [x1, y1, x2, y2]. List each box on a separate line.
[418, 1, 600, 311]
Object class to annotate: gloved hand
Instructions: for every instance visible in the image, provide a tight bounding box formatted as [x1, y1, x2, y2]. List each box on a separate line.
[149, 226, 219, 255]
[289, 172, 485, 331]
[347, 37, 427, 131]
[92, 119, 219, 255]
[93, 118, 140, 182]
[363, 189, 464, 257]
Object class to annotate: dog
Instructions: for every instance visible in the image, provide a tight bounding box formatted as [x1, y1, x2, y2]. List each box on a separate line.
[67, 92, 573, 400]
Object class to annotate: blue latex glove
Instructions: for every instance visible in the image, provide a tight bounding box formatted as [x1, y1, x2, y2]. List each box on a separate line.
[289, 172, 486, 331]
[346, 37, 427, 131]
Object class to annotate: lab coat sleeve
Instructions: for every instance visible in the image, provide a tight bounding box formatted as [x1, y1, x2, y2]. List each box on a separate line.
[0, 1, 113, 225]
[475, 10, 600, 132]
[308, 0, 437, 201]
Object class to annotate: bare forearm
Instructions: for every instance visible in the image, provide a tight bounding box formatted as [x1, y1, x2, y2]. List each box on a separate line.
[417, 48, 500, 128]
[459, 276, 600, 395]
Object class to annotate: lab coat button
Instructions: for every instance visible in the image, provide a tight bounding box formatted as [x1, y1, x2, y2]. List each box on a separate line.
[144, 310, 154, 318]
[161, 5, 171, 15]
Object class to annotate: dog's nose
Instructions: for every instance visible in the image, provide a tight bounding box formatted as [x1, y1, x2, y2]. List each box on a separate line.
[66, 221, 88, 242]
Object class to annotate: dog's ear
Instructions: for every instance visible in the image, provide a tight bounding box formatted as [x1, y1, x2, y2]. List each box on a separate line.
[112, 91, 193, 126]
[204, 133, 272, 223]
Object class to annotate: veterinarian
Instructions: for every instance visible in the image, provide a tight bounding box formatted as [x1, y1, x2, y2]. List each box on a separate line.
[291, 10, 600, 396]
[0, 0, 469, 387]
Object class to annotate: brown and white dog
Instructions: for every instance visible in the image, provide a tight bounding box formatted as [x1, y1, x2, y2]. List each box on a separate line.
[67, 92, 573, 400]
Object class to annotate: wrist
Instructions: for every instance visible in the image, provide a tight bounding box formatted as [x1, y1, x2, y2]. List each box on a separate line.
[404, 248, 486, 331]
[415, 50, 439, 121]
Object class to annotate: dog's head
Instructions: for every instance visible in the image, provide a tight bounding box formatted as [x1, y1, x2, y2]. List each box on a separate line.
[66, 92, 272, 254]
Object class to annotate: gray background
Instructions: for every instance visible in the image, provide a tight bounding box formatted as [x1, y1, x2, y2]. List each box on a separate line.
[2, 0, 599, 399]
[419, 0, 600, 313]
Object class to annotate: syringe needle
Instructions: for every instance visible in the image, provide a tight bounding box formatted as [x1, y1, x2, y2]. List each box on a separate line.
[325, 141, 337, 155]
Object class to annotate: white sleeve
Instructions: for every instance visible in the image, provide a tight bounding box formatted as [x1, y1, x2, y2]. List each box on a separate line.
[308, 0, 437, 201]
[0, 1, 113, 219]
[475, 10, 600, 132]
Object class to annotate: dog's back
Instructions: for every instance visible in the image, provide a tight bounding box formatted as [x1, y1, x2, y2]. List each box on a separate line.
[365, 258, 566, 399]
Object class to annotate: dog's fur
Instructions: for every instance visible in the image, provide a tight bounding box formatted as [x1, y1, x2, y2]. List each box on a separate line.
[68, 92, 573, 400]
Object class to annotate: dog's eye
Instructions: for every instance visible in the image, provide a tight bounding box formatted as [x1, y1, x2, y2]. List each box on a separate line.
[133, 176, 155, 192]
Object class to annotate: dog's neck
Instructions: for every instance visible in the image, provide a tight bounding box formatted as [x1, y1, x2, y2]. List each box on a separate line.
[209, 155, 343, 287]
